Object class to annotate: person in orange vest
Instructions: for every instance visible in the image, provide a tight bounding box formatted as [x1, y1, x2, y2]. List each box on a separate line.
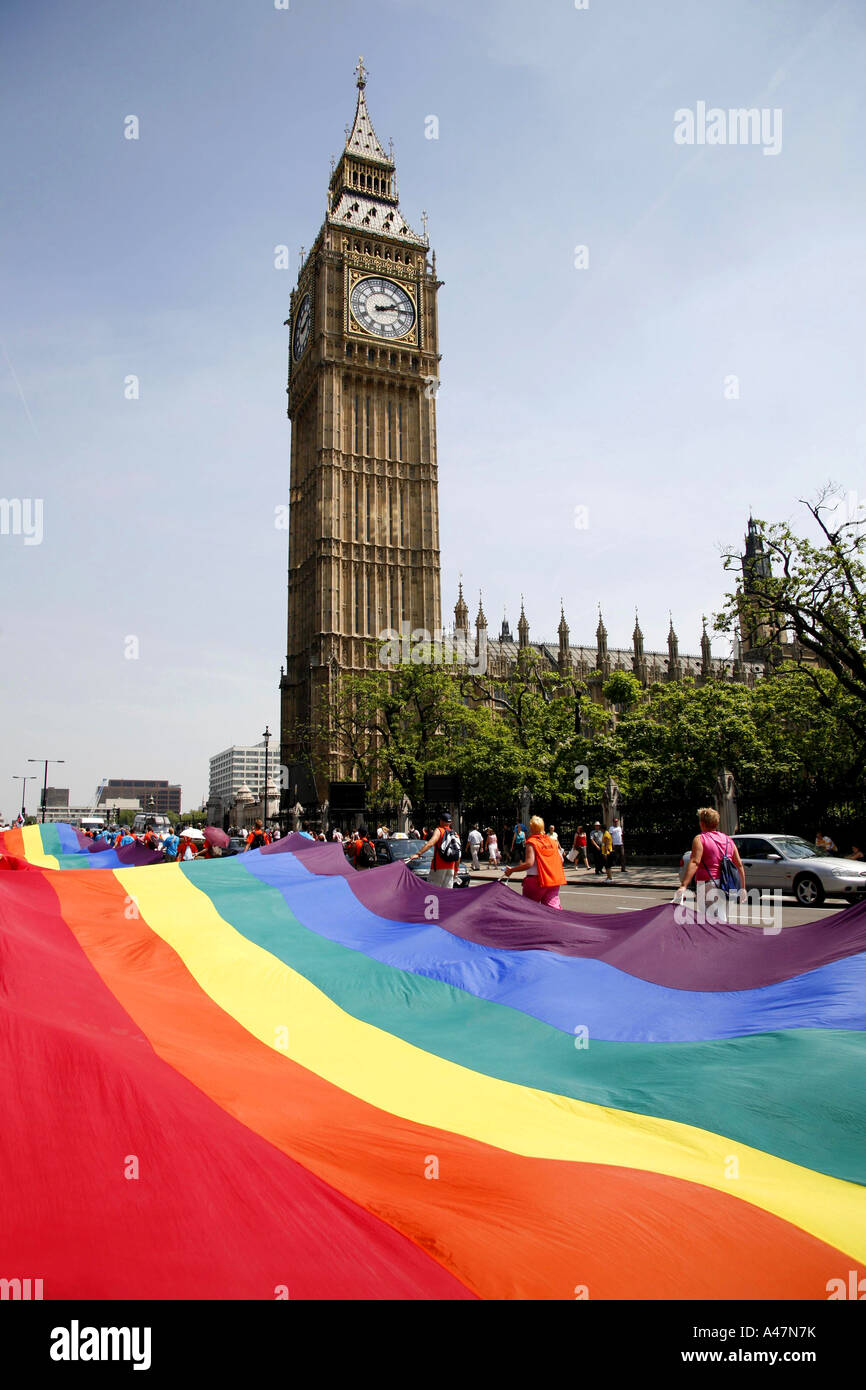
[504, 815, 567, 909]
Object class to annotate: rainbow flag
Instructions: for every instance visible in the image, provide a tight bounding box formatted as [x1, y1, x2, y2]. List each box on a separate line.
[1, 827, 864, 1299]
[1, 822, 162, 869]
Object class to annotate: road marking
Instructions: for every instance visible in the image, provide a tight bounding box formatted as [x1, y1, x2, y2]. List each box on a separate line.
[561, 889, 671, 904]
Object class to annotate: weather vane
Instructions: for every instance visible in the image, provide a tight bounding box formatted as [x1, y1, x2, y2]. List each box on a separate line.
[354, 55, 367, 87]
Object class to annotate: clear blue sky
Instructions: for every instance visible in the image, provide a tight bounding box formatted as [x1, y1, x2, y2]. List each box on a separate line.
[1, 0, 864, 810]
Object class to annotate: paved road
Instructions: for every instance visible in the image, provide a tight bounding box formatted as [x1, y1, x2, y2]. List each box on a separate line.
[464, 870, 830, 927]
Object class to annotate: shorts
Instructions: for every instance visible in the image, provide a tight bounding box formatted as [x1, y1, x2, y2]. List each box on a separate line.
[428, 868, 456, 889]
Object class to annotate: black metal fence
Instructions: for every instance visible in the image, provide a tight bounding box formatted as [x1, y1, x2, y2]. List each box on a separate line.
[329, 783, 865, 861]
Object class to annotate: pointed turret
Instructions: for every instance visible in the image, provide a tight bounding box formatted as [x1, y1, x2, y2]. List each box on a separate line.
[667, 614, 682, 681]
[632, 609, 644, 659]
[701, 616, 712, 678]
[454, 580, 469, 636]
[596, 605, 608, 656]
[557, 603, 570, 673]
[595, 605, 610, 678]
[345, 57, 390, 163]
[632, 608, 647, 683]
[475, 593, 488, 672]
[500, 609, 513, 643]
[517, 596, 530, 649]
[326, 59, 426, 247]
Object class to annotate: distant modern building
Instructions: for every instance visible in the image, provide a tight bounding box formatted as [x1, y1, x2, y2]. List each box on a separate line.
[209, 744, 270, 807]
[38, 804, 107, 825]
[41, 786, 69, 809]
[97, 779, 181, 815]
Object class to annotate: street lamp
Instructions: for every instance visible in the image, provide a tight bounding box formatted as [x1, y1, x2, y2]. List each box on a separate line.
[12, 774, 36, 822]
[262, 726, 271, 835]
[28, 758, 65, 824]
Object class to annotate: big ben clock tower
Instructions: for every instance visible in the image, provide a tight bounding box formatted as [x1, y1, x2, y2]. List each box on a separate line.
[281, 58, 443, 806]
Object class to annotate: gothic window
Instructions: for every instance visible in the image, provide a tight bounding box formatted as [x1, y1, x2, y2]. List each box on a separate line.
[366, 476, 372, 541]
[365, 395, 371, 454]
[397, 401, 404, 460]
[345, 342, 353, 357]
[354, 569, 361, 633]
[400, 482, 406, 544]
[386, 401, 393, 459]
[353, 394, 360, 454]
[353, 476, 359, 541]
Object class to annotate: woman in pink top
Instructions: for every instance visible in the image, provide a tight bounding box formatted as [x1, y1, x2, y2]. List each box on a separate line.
[678, 807, 746, 920]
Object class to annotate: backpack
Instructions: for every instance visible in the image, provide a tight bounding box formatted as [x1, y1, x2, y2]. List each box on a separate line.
[437, 829, 461, 863]
[717, 848, 740, 894]
[705, 834, 739, 894]
[249, 831, 266, 850]
[357, 838, 377, 869]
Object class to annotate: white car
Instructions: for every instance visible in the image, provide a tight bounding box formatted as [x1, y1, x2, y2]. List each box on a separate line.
[680, 833, 866, 906]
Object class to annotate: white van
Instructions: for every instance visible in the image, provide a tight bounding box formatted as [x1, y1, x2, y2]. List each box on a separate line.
[132, 813, 172, 836]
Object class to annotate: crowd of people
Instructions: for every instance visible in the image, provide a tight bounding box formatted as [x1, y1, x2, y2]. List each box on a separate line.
[81, 819, 287, 861]
[78, 811, 866, 921]
[459, 817, 628, 881]
[334, 812, 635, 911]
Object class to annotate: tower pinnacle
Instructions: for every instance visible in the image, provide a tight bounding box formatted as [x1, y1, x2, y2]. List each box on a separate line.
[454, 580, 469, 634]
[517, 596, 530, 649]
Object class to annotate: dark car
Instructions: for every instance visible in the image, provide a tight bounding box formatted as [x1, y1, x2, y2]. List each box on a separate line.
[374, 836, 471, 887]
[226, 836, 245, 857]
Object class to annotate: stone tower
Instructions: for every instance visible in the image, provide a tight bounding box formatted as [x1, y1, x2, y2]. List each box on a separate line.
[739, 515, 775, 659]
[280, 59, 443, 803]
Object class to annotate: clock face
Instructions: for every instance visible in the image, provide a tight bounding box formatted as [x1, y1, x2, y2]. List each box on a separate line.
[292, 292, 312, 360]
[350, 277, 415, 339]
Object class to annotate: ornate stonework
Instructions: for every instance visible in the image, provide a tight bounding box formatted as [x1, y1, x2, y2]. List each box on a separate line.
[281, 64, 442, 803]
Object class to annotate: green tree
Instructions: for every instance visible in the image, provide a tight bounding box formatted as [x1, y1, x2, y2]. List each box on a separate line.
[719, 486, 866, 754]
[602, 670, 643, 710]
